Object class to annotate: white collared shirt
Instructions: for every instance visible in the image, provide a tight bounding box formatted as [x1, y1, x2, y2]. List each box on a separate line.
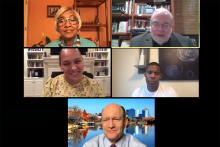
[103, 134, 126, 147]
[83, 133, 146, 147]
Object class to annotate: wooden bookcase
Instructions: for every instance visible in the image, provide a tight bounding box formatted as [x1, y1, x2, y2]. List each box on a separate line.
[74, 0, 109, 47]
[112, 0, 174, 44]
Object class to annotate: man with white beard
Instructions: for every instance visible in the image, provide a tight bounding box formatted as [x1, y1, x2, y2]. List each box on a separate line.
[130, 8, 196, 47]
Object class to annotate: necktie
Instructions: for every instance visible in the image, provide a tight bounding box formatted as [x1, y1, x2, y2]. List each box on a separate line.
[110, 144, 116, 147]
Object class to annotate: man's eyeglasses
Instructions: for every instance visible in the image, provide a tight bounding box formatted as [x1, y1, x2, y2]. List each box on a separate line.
[57, 16, 78, 27]
[151, 22, 171, 30]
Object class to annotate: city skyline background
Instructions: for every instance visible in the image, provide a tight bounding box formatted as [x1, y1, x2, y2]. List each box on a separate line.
[68, 99, 155, 117]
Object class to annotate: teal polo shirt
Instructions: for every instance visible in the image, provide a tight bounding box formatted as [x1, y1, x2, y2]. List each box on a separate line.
[45, 36, 97, 47]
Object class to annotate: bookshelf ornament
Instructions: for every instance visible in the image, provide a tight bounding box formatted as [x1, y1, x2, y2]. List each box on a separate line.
[94, 15, 99, 25]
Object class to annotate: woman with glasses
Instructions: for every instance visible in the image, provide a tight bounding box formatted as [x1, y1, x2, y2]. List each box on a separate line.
[45, 7, 97, 47]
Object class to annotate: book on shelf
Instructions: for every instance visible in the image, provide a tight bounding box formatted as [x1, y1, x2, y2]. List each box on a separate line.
[112, 9, 123, 14]
[118, 36, 130, 40]
[112, 22, 118, 33]
[154, 1, 171, 11]
[118, 21, 127, 33]
[127, 19, 132, 33]
[134, 4, 155, 15]
[132, 18, 150, 33]
[112, 1, 133, 15]
[28, 62, 43, 67]
[28, 54, 43, 59]
[154, 0, 166, 2]
[190, 39, 196, 47]
[95, 62, 107, 66]
[117, 19, 131, 33]
[132, 29, 147, 34]
[112, 0, 171, 15]
[123, 0, 132, 14]
[95, 69, 108, 76]
[28, 48, 43, 51]
[36, 62, 43, 67]
[28, 69, 44, 77]
[112, 39, 119, 47]
[121, 40, 130, 47]
[125, 1, 128, 14]
[134, 19, 148, 28]
[129, 0, 132, 14]
[112, 2, 126, 14]
[95, 48, 107, 51]
[112, 3, 125, 10]
[95, 54, 107, 59]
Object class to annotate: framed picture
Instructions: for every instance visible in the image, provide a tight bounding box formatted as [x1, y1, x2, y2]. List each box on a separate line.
[159, 49, 199, 80]
[47, 5, 61, 18]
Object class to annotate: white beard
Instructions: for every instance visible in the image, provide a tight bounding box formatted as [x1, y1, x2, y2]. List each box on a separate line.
[150, 27, 172, 45]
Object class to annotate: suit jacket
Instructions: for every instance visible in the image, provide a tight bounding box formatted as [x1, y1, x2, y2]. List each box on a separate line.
[130, 32, 196, 47]
[82, 134, 147, 147]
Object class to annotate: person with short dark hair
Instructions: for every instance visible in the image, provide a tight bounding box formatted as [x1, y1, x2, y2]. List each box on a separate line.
[41, 49, 104, 97]
[130, 8, 196, 47]
[83, 103, 146, 147]
[132, 62, 179, 97]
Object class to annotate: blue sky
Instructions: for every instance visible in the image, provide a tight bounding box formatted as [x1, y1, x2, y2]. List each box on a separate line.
[68, 99, 155, 117]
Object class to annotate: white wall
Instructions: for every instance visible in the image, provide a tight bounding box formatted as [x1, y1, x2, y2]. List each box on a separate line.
[112, 49, 199, 97]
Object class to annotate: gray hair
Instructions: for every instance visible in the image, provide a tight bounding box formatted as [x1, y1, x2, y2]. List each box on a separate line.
[150, 8, 173, 25]
[54, 7, 82, 33]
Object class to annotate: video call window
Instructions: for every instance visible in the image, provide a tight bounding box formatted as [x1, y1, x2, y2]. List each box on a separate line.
[112, 0, 199, 47]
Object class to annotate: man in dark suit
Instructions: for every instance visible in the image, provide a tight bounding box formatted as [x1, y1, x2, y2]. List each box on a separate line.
[130, 8, 197, 47]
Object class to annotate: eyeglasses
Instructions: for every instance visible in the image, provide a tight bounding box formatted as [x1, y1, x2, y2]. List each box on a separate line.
[57, 16, 78, 27]
[151, 22, 171, 30]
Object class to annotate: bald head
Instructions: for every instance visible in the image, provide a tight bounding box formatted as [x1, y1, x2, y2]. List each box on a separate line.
[59, 48, 81, 66]
[102, 103, 126, 121]
[151, 8, 173, 24]
[101, 103, 127, 144]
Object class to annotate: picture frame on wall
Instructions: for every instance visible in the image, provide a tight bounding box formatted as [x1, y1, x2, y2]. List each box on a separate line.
[47, 5, 61, 18]
[159, 49, 199, 80]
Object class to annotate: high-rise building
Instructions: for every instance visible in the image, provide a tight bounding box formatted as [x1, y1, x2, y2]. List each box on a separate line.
[126, 108, 139, 117]
[142, 108, 150, 118]
[135, 109, 139, 117]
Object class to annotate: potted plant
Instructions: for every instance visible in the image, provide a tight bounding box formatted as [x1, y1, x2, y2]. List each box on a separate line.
[32, 33, 51, 47]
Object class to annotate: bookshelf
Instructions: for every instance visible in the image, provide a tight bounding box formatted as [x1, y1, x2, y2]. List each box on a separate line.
[74, 0, 109, 47]
[93, 48, 111, 96]
[26, 49, 44, 78]
[112, 0, 174, 47]
[93, 48, 110, 77]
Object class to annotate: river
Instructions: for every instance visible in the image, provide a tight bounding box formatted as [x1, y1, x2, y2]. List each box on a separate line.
[68, 124, 155, 147]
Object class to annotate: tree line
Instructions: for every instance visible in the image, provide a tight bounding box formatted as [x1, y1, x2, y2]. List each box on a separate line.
[68, 105, 99, 122]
